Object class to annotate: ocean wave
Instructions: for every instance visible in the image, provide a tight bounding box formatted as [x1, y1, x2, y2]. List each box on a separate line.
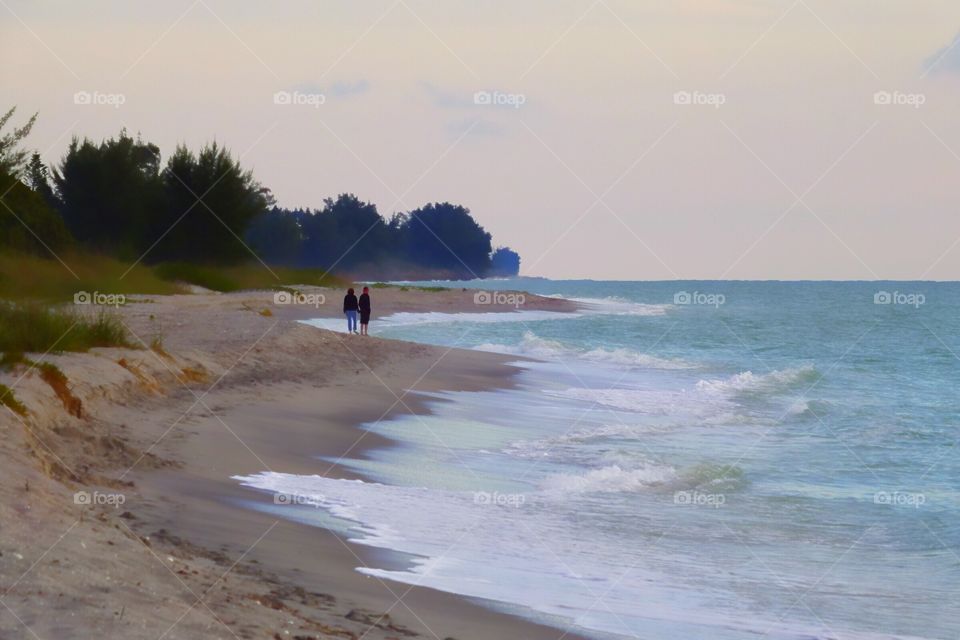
[695, 364, 819, 395]
[476, 331, 690, 369]
[545, 386, 730, 416]
[542, 463, 677, 493]
[568, 296, 673, 317]
[540, 460, 747, 495]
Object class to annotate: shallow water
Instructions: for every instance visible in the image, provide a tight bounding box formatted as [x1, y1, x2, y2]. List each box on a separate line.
[237, 280, 960, 639]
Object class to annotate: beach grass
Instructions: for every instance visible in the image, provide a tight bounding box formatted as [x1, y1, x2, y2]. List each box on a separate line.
[153, 262, 346, 293]
[0, 383, 27, 416]
[1, 252, 348, 303]
[0, 252, 185, 302]
[0, 303, 132, 353]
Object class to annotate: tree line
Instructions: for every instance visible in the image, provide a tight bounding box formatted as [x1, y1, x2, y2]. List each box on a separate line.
[0, 107, 521, 279]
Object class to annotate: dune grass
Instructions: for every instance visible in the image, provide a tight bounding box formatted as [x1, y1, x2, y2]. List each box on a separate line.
[152, 262, 346, 293]
[0, 252, 185, 302]
[0, 383, 27, 416]
[0, 303, 132, 354]
[1, 251, 347, 303]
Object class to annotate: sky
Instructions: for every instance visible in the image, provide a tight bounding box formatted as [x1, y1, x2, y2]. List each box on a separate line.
[3, 0, 960, 280]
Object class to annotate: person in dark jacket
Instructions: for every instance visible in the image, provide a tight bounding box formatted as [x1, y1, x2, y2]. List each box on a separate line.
[358, 286, 372, 335]
[343, 288, 359, 334]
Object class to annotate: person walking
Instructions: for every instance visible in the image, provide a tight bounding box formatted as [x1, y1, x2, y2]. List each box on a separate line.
[358, 286, 372, 336]
[343, 288, 359, 334]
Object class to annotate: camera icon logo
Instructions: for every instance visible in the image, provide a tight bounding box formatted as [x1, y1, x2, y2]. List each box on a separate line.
[673, 91, 692, 105]
[74, 291, 91, 305]
[274, 493, 293, 505]
[73, 91, 92, 105]
[273, 91, 292, 105]
[274, 291, 293, 305]
[873, 91, 892, 106]
[473, 291, 492, 305]
[73, 491, 91, 505]
[874, 291, 892, 305]
[674, 291, 692, 305]
[473, 91, 492, 106]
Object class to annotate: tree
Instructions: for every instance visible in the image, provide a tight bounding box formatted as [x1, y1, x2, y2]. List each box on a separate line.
[489, 246, 520, 276]
[0, 166, 72, 254]
[246, 207, 303, 265]
[0, 107, 38, 177]
[25, 153, 57, 207]
[299, 194, 389, 272]
[53, 130, 164, 257]
[0, 108, 72, 255]
[155, 142, 269, 264]
[397, 202, 492, 278]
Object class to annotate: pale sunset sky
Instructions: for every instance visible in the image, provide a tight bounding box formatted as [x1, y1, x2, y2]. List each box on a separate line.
[4, 0, 960, 279]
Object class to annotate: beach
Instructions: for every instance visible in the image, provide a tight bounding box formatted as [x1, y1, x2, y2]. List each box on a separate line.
[3, 280, 957, 640]
[0, 286, 587, 640]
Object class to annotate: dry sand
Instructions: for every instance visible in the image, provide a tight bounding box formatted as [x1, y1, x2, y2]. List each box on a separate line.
[0, 286, 589, 639]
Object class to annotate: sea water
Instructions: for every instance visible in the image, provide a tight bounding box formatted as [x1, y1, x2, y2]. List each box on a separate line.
[236, 280, 959, 639]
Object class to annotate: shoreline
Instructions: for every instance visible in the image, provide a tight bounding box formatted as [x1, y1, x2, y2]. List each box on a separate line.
[0, 286, 590, 639]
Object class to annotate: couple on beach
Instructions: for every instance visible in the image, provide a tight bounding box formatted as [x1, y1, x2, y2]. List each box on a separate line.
[343, 287, 371, 335]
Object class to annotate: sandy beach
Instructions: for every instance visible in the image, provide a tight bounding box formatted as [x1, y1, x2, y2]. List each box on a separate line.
[0, 286, 587, 640]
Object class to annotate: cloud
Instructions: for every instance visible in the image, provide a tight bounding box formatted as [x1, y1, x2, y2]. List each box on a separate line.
[923, 31, 960, 74]
[328, 80, 369, 98]
[288, 79, 369, 99]
[421, 82, 475, 109]
[446, 118, 506, 137]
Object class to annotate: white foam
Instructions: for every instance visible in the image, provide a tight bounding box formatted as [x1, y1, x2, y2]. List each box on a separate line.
[545, 386, 729, 417]
[475, 331, 689, 369]
[541, 463, 677, 494]
[695, 364, 818, 394]
[233, 471, 933, 640]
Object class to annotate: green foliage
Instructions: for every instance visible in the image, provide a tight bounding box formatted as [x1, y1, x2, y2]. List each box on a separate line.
[0, 107, 38, 177]
[399, 202, 493, 277]
[259, 198, 504, 279]
[156, 142, 270, 264]
[489, 246, 521, 276]
[0, 303, 131, 353]
[154, 262, 244, 292]
[0, 167, 73, 255]
[298, 194, 390, 273]
[0, 383, 27, 416]
[53, 130, 164, 257]
[25, 153, 57, 206]
[3, 108, 519, 282]
[0, 251, 184, 301]
[246, 208, 303, 265]
[154, 261, 344, 292]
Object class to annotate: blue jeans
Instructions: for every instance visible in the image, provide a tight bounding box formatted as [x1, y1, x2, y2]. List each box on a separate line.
[345, 310, 358, 332]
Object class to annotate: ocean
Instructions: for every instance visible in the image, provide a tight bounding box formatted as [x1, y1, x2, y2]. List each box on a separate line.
[235, 279, 959, 639]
